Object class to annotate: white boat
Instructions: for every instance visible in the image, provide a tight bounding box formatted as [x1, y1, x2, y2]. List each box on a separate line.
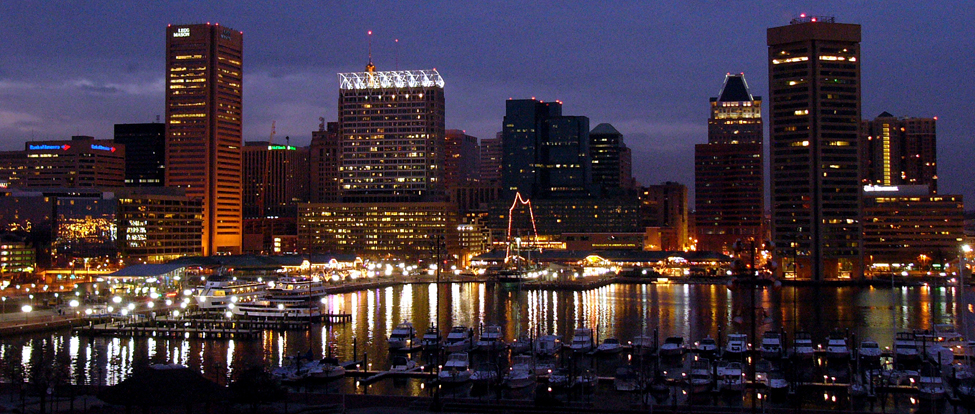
[504, 355, 536, 389]
[760, 331, 783, 359]
[438, 352, 472, 383]
[195, 278, 266, 310]
[534, 334, 561, 356]
[596, 337, 623, 354]
[858, 339, 882, 364]
[509, 334, 532, 355]
[569, 327, 594, 353]
[768, 370, 789, 395]
[388, 321, 417, 350]
[755, 359, 773, 387]
[693, 336, 718, 356]
[717, 361, 745, 392]
[894, 332, 920, 364]
[307, 357, 346, 380]
[918, 365, 945, 401]
[476, 325, 504, 352]
[793, 332, 815, 360]
[548, 368, 570, 388]
[659, 336, 685, 357]
[688, 358, 713, 394]
[534, 359, 557, 376]
[632, 335, 656, 355]
[573, 369, 598, 390]
[444, 326, 471, 352]
[390, 355, 418, 372]
[471, 363, 499, 385]
[724, 334, 748, 359]
[421, 326, 442, 350]
[230, 278, 327, 319]
[614, 365, 643, 392]
[826, 332, 851, 360]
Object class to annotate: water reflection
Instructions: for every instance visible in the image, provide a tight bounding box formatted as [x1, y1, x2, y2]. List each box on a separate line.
[0, 282, 961, 388]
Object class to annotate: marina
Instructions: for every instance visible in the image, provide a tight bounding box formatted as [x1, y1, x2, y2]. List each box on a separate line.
[2, 281, 975, 413]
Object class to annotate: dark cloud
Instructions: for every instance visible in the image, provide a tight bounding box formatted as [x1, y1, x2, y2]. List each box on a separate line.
[0, 1, 971, 203]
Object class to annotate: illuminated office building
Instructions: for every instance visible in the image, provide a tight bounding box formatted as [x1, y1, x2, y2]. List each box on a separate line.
[445, 129, 479, 190]
[22, 136, 125, 188]
[862, 185, 963, 268]
[768, 16, 862, 280]
[695, 74, 764, 253]
[165, 23, 243, 255]
[241, 141, 308, 219]
[309, 121, 341, 203]
[479, 133, 502, 186]
[861, 113, 937, 194]
[336, 67, 446, 202]
[589, 123, 634, 192]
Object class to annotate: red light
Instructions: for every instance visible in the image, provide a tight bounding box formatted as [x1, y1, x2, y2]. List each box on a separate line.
[368, 30, 372, 35]
[110, 147, 116, 153]
[811, 18, 817, 22]
[62, 145, 70, 151]
[800, 13, 806, 18]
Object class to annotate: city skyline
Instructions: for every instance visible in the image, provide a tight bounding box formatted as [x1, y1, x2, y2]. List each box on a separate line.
[0, 2, 972, 204]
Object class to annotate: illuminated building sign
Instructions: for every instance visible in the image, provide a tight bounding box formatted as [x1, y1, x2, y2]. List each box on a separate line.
[29, 144, 69, 151]
[173, 27, 190, 38]
[91, 144, 117, 152]
[863, 185, 899, 192]
[267, 145, 297, 151]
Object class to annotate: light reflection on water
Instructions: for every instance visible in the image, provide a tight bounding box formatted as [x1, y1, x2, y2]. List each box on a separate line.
[0, 282, 961, 387]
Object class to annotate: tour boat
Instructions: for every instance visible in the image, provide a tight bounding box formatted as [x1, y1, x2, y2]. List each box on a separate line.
[444, 326, 471, 352]
[195, 278, 266, 310]
[230, 278, 327, 319]
[438, 352, 472, 384]
[388, 321, 417, 350]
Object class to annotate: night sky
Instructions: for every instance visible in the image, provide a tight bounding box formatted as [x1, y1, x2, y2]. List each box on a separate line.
[0, 1, 971, 204]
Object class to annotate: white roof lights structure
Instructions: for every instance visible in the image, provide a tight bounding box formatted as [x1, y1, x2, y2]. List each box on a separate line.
[338, 69, 444, 90]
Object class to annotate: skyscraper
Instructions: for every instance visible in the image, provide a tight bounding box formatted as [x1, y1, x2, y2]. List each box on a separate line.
[309, 121, 341, 203]
[478, 133, 502, 186]
[768, 16, 862, 280]
[860, 112, 937, 193]
[241, 141, 308, 219]
[589, 123, 633, 192]
[165, 23, 243, 255]
[336, 67, 445, 202]
[114, 122, 165, 187]
[444, 129, 479, 190]
[695, 74, 764, 253]
[501, 99, 592, 199]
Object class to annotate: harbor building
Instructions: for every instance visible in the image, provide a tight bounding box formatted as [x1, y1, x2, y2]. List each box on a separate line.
[860, 113, 938, 194]
[165, 23, 244, 255]
[114, 122, 166, 187]
[767, 16, 863, 280]
[19, 136, 125, 188]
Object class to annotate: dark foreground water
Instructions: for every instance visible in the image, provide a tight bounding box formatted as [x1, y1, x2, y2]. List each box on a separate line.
[0, 282, 967, 412]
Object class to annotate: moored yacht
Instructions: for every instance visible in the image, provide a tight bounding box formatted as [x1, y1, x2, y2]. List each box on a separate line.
[717, 361, 745, 392]
[760, 331, 783, 359]
[659, 336, 685, 357]
[421, 326, 442, 350]
[476, 325, 504, 352]
[724, 333, 748, 359]
[569, 327, 594, 353]
[689, 358, 713, 394]
[388, 321, 418, 351]
[504, 355, 536, 389]
[894, 332, 920, 364]
[793, 332, 815, 360]
[693, 336, 719, 356]
[195, 278, 266, 310]
[826, 331, 851, 360]
[596, 338, 623, 354]
[438, 352, 472, 383]
[444, 326, 471, 352]
[534, 334, 562, 356]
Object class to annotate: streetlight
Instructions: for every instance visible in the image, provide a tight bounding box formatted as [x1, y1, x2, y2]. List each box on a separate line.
[961, 244, 972, 340]
[21, 304, 32, 324]
[1, 296, 6, 314]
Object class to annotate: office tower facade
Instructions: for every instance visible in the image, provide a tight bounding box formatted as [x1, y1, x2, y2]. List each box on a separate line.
[640, 183, 689, 251]
[444, 129, 480, 190]
[23, 136, 125, 188]
[114, 123, 165, 187]
[501, 99, 592, 199]
[479, 133, 502, 186]
[336, 68, 446, 203]
[695, 74, 764, 253]
[242, 141, 308, 219]
[768, 17, 862, 280]
[309, 121, 341, 203]
[589, 123, 633, 192]
[165, 23, 243, 255]
[862, 185, 963, 267]
[861, 112, 937, 193]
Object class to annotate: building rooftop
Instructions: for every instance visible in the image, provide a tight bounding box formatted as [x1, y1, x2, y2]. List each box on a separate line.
[338, 69, 444, 90]
[716, 74, 755, 102]
[590, 123, 621, 136]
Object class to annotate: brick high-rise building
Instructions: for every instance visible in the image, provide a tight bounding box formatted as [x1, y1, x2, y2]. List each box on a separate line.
[479, 133, 502, 186]
[309, 121, 341, 203]
[695, 74, 764, 254]
[768, 16, 862, 280]
[164, 23, 243, 255]
[861, 112, 937, 193]
[242, 141, 308, 219]
[22, 136, 125, 188]
[444, 129, 479, 190]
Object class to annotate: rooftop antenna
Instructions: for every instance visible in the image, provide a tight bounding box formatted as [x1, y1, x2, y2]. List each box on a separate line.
[155, 115, 160, 123]
[365, 30, 375, 72]
[395, 38, 399, 70]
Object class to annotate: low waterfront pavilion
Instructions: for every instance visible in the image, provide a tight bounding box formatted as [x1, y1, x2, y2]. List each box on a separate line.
[471, 249, 732, 277]
[100, 263, 189, 295]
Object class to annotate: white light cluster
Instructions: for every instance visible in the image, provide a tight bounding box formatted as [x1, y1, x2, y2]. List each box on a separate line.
[338, 69, 444, 90]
